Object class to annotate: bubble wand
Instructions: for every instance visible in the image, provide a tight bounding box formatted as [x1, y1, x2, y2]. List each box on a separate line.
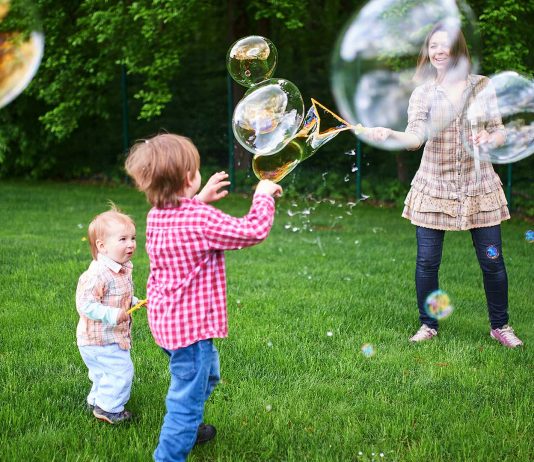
[127, 299, 147, 315]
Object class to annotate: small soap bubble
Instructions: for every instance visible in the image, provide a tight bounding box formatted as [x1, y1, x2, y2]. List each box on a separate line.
[81, 237, 87, 241]
[486, 245, 499, 259]
[326, 331, 333, 337]
[227, 35, 277, 87]
[267, 341, 273, 348]
[265, 404, 272, 412]
[77, 223, 83, 229]
[424, 289, 453, 320]
[525, 230, 534, 243]
[361, 343, 375, 357]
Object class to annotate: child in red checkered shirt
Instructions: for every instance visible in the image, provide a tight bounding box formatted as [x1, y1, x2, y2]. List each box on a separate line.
[76, 206, 141, 424]
[125, 133, 282, 462]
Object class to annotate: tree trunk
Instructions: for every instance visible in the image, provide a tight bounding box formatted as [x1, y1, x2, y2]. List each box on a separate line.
[395, 152, 410, 184]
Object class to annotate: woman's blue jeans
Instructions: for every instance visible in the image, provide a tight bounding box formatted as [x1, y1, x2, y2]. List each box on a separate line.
[415, 225, 508, 330]
[154, 339, 220, 462]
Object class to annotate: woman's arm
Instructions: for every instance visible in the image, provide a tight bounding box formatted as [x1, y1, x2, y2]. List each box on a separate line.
[364, 127, 422, 150]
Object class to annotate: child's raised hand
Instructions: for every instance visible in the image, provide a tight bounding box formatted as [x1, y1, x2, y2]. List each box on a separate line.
[197, 171, 231, 204]
[255, 180, 283, 198]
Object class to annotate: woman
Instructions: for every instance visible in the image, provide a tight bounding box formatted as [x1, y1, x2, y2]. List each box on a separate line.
[366, 22, 523, 348]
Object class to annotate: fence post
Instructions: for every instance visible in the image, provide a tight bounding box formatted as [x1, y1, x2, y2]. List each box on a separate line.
[227, 74, 235, 192]
[506, 163, 513, 210]
[121, 64, 130, 154]
[355, 138, 362, 200]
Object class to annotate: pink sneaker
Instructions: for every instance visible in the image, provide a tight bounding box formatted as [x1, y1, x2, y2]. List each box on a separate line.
[409, 324, 438, 342]
[490, 325, 524, 348]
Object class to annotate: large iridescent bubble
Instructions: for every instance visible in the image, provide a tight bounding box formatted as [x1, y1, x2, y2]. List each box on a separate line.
[226, 35, 277, 88]
[0, 0, 44, 108]
[463, 71, 534, 164]
[331, 0, 479, 150]
[232, 78, 305, 156]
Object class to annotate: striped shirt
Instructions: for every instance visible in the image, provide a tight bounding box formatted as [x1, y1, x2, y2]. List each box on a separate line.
[76, 254, 134, 350]
[145, 193, 275, 350]
[403, 74, 510, 230]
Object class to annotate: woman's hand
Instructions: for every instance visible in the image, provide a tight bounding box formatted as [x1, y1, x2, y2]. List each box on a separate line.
[472, 129, 491, 146]
[197, 171, 231, 203]
[472, 129, 505, 148]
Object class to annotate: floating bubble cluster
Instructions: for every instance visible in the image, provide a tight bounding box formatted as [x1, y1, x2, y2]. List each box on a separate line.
[0, 0, 44, 108]
[228, 35, 361, 182]
[424, 289, 453, 320]
[331, 0, 479, 150]
[463, 71, 534, 164]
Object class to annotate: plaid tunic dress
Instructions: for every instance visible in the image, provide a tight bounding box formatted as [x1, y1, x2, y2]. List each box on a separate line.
[402, 74, 510, 231]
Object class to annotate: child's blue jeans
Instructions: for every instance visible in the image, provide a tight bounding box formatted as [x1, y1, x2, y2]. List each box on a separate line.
[415, 224, 508, 330]
[154, 339, 220, 462]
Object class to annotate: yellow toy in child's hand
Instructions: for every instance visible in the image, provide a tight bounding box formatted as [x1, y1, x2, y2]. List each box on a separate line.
[127, 299, 147, 315]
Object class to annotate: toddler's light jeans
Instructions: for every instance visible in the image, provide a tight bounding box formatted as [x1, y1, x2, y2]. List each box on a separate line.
[79, 343, 134, 413]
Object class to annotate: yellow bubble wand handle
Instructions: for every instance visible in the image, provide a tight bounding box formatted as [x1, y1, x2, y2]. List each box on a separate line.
[127, 299, 147, 315]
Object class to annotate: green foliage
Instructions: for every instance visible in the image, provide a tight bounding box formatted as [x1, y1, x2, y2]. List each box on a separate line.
[478, 0, 533, 76]
[0, 0, 532, 193]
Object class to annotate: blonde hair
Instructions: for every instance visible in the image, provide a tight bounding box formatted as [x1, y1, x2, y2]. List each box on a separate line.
[87, 204, 135, 260]
[125, 133, 201, 208]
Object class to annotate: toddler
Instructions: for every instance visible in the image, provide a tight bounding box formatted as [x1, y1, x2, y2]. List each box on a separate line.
[76, 206, 140, 423]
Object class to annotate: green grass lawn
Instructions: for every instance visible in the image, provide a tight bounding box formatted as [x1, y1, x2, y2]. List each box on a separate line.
[0, 181, 532, 462]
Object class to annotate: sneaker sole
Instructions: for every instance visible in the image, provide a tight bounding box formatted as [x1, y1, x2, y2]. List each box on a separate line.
[93, 410, 115, 424]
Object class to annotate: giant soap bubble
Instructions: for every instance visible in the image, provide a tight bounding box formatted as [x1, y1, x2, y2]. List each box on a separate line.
[0, 0, 44, 108]
[463, 71, 534, 164]
[331, 0, 479, 150]
[227, 35, 277, 88]
[232, 78, 305, 156]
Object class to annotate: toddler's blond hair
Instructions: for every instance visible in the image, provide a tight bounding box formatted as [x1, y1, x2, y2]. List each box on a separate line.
[87, 204, 135, 260]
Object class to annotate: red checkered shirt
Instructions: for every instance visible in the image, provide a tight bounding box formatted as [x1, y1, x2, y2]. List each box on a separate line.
[76, 254, 134, 350]
[145, 193, 275, 349]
